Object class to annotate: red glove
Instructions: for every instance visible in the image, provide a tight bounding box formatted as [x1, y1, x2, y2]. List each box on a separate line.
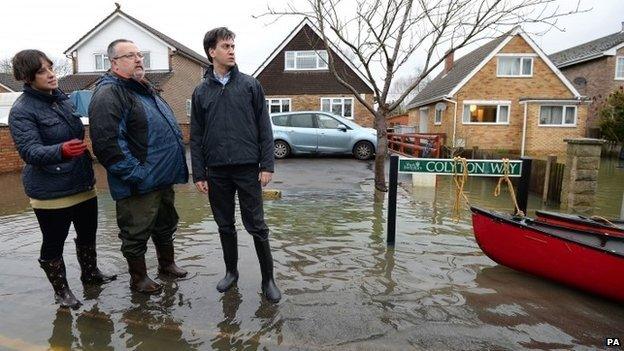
[61, 139, 87, 159]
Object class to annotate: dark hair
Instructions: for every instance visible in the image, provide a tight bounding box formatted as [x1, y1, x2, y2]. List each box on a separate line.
[107, 39, 134, 60]
[12, 50, 53, 82]
[203, 27, 235, 63]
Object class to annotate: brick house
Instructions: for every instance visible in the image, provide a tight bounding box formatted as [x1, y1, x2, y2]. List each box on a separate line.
[406, 27, 587, 156]
[59, 5, 208, 134]
[549, 24, 624, 137]
[253, 18, 375, 127]
[0, 73, 21, 93]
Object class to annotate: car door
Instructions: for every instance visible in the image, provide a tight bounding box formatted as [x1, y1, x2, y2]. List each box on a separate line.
[286, 113, 318, 153]
[315, 113, 352, 153]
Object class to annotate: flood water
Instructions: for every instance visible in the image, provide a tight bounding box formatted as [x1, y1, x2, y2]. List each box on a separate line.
[0, 157, 623, 350]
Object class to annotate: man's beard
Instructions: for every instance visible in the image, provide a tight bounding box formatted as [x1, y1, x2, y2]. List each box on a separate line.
[131, 68, 145, 81]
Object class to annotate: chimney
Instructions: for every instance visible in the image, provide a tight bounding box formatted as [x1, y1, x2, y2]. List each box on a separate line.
[444, 50, 455, 74]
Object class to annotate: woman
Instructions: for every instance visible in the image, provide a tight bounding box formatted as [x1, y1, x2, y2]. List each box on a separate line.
[8, 50, 116, 309]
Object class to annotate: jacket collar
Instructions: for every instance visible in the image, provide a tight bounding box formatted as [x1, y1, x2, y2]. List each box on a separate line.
[204, 64, 239, 84]
[22, 84, 68, 104]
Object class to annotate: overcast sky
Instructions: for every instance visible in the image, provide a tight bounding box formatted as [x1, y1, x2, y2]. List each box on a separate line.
[1, 0, 622, 78]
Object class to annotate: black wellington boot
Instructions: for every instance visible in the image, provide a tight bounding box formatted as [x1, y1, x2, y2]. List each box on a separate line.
[39, 257, 82, 309]
[126, 257, 162, 295]
[155, 242, 188, 278]
[216, 232, 239, 292]
[253, 237, 281, 303]
[75, 240, 117, 284]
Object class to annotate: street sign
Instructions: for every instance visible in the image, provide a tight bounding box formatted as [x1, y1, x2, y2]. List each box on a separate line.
[398, 158, 522, 177]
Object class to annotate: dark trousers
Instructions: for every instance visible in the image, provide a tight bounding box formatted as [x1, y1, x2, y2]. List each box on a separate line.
[34, 197, 98, 261]
[116, 186, 179, 258]
[207, 164, 269, 240]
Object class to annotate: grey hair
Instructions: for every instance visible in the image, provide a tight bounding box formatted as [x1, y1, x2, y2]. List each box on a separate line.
[107, 39, 134, 60]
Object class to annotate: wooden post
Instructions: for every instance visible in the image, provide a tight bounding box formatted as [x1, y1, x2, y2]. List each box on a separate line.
[387, 155, 399, 246]
[472, 146, 478, 159]
[542, 155, 556, 203]
[517, 157, 532, 215]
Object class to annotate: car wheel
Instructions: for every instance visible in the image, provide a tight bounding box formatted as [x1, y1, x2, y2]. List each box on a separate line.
[274, 140, 290, 159]
[353, 141, 374, 160]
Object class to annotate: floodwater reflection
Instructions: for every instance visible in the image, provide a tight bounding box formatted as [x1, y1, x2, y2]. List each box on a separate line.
[0, 157, 623, 350]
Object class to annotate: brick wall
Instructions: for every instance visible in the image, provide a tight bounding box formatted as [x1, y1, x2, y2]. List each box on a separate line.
[387, 114, 409, 127]
[558, 46, 624, 134]
[161, 53, 205, 125]
[265, 93, 375, 127]
[523, 103, 588, 156]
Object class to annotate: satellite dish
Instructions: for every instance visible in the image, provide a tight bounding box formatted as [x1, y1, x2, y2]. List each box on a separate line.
[435, 102, 447, 111]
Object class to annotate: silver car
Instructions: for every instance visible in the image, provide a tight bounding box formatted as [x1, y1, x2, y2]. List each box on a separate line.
[271, 111, 377, 160]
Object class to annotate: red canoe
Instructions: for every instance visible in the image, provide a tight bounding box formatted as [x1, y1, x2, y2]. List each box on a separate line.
[535, 210, 624, 238]
[471, 206, 624, 302]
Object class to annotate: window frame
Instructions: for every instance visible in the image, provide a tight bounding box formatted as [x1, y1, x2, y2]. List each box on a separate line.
[94, 53, 110, 71]
[265, 98, 292, 114]
[538, 105, 578, 127]
[185, 99, 191, 117]
[461, 100, 511, 125]
[285, 50, 329, 71]
[496, 55, 534, 78]
[320, 97, 354, 119]
[434, 109, 443, 125]
[616, 56, 624, 80]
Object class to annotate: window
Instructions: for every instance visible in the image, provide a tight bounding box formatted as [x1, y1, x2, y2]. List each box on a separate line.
[142, 51, 151, 69]
[497, 56, 533, 77]
[94, 53, 110, 71]
[272, 115, 290, 127]
[321, 97, 353, 119]
[186, 99, 191, 117]
[290, 114, 315, 128]
[285, 50, 328, 70]
[434, 109, 443, 125]
[462, 102, 510, 124]
[616, 56, 624, 80]
[265, 98, 291, 114]
[539, 105, 577, 126]
[317, 114, 343, 129]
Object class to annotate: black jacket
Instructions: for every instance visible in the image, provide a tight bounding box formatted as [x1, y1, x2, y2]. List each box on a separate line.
[190, 65, 274, 182]
[8, 85, 95, 200]
[89, 73, 188, 200]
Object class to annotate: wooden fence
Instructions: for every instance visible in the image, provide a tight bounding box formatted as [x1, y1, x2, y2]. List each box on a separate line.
[387, 133, 446, 158]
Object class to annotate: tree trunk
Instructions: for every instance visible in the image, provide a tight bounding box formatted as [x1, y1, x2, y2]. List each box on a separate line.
[373, 110, 389, 191]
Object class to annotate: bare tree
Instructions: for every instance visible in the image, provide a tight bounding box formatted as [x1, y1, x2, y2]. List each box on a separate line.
[0, 56, 72, 77]
[0, 58, 12, 74]
[258, 0, 585, 191]
[388, 70, 430, 115]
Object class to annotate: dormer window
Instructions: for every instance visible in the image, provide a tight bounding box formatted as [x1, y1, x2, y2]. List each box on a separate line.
[285, 50, 328, 70]
[497, 55, 533, 77]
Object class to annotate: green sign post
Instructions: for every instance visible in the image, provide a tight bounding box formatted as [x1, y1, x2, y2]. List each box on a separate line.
[398, 158, 522, 177]
[387, 155, 532, 246]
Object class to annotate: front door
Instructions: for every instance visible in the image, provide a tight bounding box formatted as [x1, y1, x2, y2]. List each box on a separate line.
[419, 108, 428, 133]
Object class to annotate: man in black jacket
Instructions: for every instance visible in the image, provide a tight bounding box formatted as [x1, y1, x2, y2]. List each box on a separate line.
[190, 27, 281, 303]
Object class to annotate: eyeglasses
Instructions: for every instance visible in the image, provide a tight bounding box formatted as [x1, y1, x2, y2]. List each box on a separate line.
[113, 52, 145, 60]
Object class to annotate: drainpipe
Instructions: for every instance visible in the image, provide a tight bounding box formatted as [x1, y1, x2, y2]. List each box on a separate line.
[520, 101, 528, 157]
[442, 97, 458, 147]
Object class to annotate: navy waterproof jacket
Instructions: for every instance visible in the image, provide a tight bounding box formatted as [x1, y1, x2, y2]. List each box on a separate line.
[88, 73, 188, 201]
[8, 86, 95, 200]
[190, 65, 274, 183]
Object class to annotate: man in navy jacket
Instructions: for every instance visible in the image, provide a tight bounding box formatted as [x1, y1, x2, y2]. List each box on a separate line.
[190, 27, 281, 303]
[89, 39, 189, 295]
